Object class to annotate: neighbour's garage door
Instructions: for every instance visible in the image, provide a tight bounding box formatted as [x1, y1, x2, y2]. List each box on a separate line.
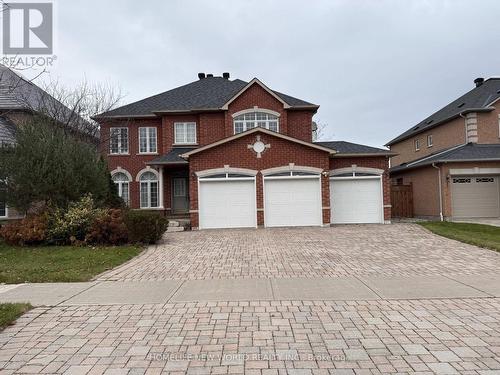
[451, 176, 499, 218]
[330, 177, 383, 224]
[198, 177, 256, 229]
[264, 173, 322, 227]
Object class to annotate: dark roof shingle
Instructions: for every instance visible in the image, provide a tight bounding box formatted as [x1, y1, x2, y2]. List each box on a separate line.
[99, 77, 317, 117]
[315, 140, 393, 155]
[387, 78, 500, 146]
[390, 143, 500, 173]
[146, 147, 195, 165]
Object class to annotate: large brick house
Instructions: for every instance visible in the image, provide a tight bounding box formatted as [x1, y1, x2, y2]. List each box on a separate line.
[387, 77, 500, 220]
[97, 73, 393, 229]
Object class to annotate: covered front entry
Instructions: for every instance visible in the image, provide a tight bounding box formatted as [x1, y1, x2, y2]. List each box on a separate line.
[263, 171, 322, 227]
[451, 175, 500, 218]
[198, 173, 257, 229]
[330, 174, 383, 224]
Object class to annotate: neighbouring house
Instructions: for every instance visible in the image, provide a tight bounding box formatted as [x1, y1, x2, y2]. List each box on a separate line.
[0, 64, 97, 220]
[96, 73, 393, 229]
[387, 77, 500, 220]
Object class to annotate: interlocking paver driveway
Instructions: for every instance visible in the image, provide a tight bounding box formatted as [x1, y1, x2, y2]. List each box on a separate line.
[97, 224, 500, 281]
[1, 299, 499, 374]
[2, 223, 500, 374]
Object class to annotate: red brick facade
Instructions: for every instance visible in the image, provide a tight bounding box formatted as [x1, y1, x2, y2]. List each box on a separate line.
[187, 131, 332, 228]
[99, 80, 392, 226]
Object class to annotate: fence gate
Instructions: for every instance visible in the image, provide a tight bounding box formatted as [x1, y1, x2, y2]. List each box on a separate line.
[391, 183, 413, 218]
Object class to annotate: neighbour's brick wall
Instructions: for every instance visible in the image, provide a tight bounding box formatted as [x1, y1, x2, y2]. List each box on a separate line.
[389, 116, 466, 166]
[477, 108, 500, 144]
[330, 156, 392, 221]
[188, 131, 331, 228]
[391, 167, 441, 218]
[392, 160, 500, 219]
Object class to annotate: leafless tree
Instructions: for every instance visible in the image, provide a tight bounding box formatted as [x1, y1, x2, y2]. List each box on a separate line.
[0, 64, 122, 144]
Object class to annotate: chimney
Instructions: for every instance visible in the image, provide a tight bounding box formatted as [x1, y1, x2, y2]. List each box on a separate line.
[206, 73, 214, 78]
[474, 77, 484, 87]
[198, 73, 205, 80]
[222, 72, 230, 79]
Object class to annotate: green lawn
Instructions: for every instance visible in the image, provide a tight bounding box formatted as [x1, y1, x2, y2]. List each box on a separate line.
[0, 303, 32, 330]
[0, 242, 142, 283]
[419, 221, 500, 252]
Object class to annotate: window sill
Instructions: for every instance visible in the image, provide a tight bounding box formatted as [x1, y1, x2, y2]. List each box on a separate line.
[138, 207, 164, 210]
[108, 153, 130, 156]
[173, 143, 198, 147]
[136, 152, 159, 155]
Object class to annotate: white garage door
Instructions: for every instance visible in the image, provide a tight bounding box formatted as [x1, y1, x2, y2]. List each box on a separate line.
[330, 177, 383, 224]
[264, 176, 322, 227]
[198, 179, 256, 229]
[451, 176, 500, 218]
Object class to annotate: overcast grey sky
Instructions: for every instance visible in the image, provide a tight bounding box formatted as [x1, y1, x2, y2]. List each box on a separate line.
[25, 0, 500, 147]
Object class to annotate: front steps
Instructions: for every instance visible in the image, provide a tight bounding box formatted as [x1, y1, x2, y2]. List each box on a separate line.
[166, 218, 191, 232]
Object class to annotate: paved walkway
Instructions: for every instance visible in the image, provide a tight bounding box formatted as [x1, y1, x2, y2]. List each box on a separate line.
[1, 224, 500, 374]
[1, 299, 500, 374]
[97, 224, 500, 281]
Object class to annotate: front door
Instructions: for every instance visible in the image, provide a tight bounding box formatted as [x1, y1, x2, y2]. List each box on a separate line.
[172, 177, 189, 213]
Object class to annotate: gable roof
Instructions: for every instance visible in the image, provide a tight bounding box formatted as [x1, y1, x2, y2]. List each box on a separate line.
[386, 78, 500, 146]
[390, 143, 500, 173]
[315, 141, 395, 157]
[97, 76, 318, 118]
[180, 127, 336, 158]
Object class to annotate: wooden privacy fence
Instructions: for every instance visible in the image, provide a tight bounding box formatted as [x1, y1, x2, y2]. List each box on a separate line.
[391, 183, 413, 218]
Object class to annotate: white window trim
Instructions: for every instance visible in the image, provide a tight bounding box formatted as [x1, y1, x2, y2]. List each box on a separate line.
[111, 168, 132, 206]
[109, 127, 129, 155]
[261, 164, 323, 176]
[137, 167, 161, 209]
[138, 127, 158, 154]
[0, 203, 7, 219]
[415, 139, 420, 151]
[232, 109, 280, 134]
[196, 167, 258, 178]
[427, 134, 433, 148]
[174, 122, 197, 145]
[330, 166, 384, 177]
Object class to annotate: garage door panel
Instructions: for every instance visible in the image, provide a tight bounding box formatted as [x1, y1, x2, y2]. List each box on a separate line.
[264, 178, 322, 227]
[199, 180, 256, 229]
[451, 176, 499, 218]
[330, 178, 383, 224]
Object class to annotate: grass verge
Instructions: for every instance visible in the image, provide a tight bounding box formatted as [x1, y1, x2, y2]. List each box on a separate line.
[0, 243, 142, 283]
[419, 221, 500, 252]
[0, 303, 32, 330]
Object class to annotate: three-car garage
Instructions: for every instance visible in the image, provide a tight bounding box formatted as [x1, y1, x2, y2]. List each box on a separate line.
[196, 167, 386, 229]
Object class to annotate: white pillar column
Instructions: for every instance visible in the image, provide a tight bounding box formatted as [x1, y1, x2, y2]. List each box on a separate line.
[158, 166, 164, 209]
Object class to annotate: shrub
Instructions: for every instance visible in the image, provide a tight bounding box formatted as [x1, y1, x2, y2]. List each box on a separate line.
[124, 210, 168, 244]
[46, 195, 104, 245]
[85, 209, 128, 245]
[0, 215, 48, 246]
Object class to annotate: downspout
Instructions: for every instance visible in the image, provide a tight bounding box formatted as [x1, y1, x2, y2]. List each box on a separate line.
[432, 162, 444, 221]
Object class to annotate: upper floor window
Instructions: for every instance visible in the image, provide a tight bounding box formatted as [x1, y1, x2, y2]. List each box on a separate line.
[174, 122, 196, 144]
[414, 139, 420, 151]
[233, 111, 279, 134]
[110, 127, 129, 154]
[112, 172, 130, 206]
[427, 134, 433, 148]
[139, 171, 159, 208]
[139, 127, 157, 153]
